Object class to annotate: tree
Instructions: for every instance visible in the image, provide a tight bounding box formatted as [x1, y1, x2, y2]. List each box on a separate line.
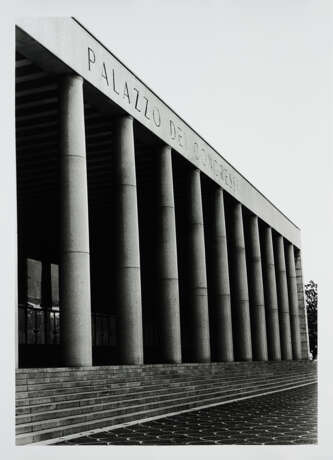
[305, 280, 317, 359]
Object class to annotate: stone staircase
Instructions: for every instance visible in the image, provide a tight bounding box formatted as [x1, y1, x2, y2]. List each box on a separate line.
[16, 361, 317, 445]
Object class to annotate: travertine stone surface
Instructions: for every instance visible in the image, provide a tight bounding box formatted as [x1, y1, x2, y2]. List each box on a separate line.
[187, 168, 211, 362]
[155, 144, 182, 363]
[247, 215, 268, 361]
[59, 74, 92, 367]
[274, 235, 293, 360]
[113, 115, 143, 365]
[262, 226, 281, 361]
[209, 188, 234, 362]
[231, 203, 252, 361]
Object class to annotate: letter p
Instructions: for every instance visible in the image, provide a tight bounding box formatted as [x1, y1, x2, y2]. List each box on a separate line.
[88, 47, 96, 71]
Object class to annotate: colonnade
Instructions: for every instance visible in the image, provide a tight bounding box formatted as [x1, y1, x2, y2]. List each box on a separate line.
[59, 74, 304, 366]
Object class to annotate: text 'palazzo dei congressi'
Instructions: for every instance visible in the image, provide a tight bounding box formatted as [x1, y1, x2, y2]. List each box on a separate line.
[16, 17, 310, 369]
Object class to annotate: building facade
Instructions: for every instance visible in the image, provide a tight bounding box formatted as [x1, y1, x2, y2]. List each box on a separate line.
[16, 17, 310, 369]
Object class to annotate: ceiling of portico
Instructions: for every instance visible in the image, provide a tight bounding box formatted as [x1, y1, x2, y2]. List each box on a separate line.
[16, 51, 192, 262]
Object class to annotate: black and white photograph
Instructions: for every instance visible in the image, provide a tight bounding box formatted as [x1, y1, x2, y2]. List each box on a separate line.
[1, 1, 331, 459]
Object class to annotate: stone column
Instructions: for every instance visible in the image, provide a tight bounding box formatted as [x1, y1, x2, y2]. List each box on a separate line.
[248, 215, 268, 361]
[274, 234, 293, 360]
[155, 144, 182, 363]
[59, 75, 92, 367]
[231, 203, 252, 361]
[285, 242, 302, 360]
[295, 249, 311, 359]
[187, 168, 211, 362]
[262, 226, 281, 360]
[210, 188, 234, 362]
[113, 115, 143, 365]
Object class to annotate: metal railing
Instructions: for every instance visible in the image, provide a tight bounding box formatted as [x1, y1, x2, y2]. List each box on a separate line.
[18, 303, 60, 345]
[18, 304, 115, 346]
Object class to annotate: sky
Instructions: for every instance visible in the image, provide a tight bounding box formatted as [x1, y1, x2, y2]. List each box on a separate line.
[71, 1, 333, 285]
[0, 1, 332, 459]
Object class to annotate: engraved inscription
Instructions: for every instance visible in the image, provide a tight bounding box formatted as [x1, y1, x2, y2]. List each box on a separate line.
[153, 106, 161, 127]
[88, 47, 95, 70]
[14, 18, 301, 247]
[88, 46, 162, 130]
[143, 97, 150, 120]
[87, 45, 238, 194]
[112, 69, 120, 95]
[133, 88, 142, 112]
[168, 117, 238, 193]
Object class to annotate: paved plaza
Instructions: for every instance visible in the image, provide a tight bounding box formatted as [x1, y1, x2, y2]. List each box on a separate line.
[56, 383, 317, 446]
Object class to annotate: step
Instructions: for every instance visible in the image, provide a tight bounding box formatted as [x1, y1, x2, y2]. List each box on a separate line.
[16, 369, 316, 410]
[16, 361, 317, 444]
[17, 374, 308, 415]
[17, 376, 313, 436]
[16, 374, 312, 425]
[16, 363, 315, 394]
[17, 372, 312, 409]
[16, 368, 313, 406]
[15, 370, 313, 415]
[16, 374, 313, 431]
[16, 363, 315, 391]
[16, 368, 273, 393]
[16, 379, 316, 445]
[15, 360, 315, 382]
